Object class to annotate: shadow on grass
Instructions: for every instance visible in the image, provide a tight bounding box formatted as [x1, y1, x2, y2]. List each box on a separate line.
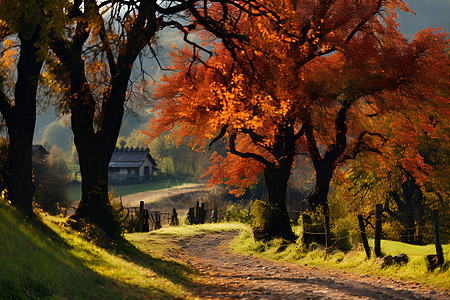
[111, 235, 198, 288]
[0, 206, 198, 299]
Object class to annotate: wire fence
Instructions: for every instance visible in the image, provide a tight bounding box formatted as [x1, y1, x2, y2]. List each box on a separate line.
[298, 208, 450, 260]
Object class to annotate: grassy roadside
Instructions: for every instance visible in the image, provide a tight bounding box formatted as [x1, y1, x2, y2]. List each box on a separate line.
[0, 204, 197, 299]
[126, 222, 248, 261]
[231, 225, 450, 291]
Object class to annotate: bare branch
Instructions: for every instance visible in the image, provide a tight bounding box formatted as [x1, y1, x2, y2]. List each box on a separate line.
[164, 20, 214, 57]
[148, 46, 176, 72]
[93, 1, 118, 77]
[340, 130, 387, 162]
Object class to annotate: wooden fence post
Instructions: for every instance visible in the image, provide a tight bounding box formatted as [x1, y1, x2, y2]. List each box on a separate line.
[200, 202, 206, 224]
[195, 201, 200, 224]
[375, 204, 383, 257]
[432, 209, 444, 266]
[324, 202, 331, 250]
[155, 211, 162, 230]
[187, 207, 194, 225]
[358, 214, 371, 259]
[143, 209, 149, 232]
[171, 208, 179, 226]
[137, 201, 145, 232]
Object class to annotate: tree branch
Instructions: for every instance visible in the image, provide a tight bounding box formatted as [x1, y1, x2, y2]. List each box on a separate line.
[303, 112, 322, 169]
[345, 0, 382, 46]
[323, 105, 348, 163]
[154, 0, 191, 15]
[209, 124, 228, 150]
[340, 131, 387, 162]
[93, 1, 118, 77]
[240, 128, 272, 152]
[229, 132, 272, 166]
[294, 125, 305, 141]
[164, 20, 214, 57]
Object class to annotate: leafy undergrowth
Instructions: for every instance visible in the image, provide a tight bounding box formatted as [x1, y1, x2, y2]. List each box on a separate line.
[0, 204, 197, 299]
[231, 226, 450, 291]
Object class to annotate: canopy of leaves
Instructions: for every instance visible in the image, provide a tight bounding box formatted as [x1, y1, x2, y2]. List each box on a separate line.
[145, 0, 449, 195]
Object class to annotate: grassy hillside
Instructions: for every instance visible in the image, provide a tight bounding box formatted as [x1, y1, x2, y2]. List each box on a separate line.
[0, 204, 196, 299]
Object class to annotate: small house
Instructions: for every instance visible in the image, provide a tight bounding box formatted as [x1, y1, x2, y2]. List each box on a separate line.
[108, 147, 158, 184]
[32, 145, 49, 161]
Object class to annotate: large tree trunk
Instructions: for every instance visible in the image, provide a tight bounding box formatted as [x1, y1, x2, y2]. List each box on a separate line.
[68, 71, 128, 237]
[72, 134, 119, 235]
[308, 162, 334, 248]
[305, 106, 348, 249]
[258, 160, 296, 241]
[6, 118, 35, 215]
[251, 126, 296, 241]
[2, 36, 43, 216]
[393, 175, 426, 245]
[49, 2, 159, 237]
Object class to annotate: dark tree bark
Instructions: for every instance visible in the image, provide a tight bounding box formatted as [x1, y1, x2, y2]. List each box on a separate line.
[228, 125, 298, 241]
[0, 33, 43, 216]
[386, 172, 426, 245]
[260, 160, 296, 241]
[50, 0, 176, 236]
[304, 106, 348, 248]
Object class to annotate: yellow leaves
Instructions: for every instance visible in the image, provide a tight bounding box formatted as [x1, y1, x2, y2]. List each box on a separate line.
[254, 50, 264, 57]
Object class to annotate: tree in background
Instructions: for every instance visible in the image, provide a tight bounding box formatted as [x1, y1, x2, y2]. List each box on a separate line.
[0, 0, 66, 215]
[42, 120, 73, 154]
[33, 146, 71, 215]
[334, 113, 450, 244]
[147, 0, 449, 242]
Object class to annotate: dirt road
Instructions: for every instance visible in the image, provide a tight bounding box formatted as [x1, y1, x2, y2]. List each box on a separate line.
[120, 184, 208, 208]
[173, 231, 450, 300]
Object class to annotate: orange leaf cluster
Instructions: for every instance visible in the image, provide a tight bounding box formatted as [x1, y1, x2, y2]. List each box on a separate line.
[145, 0, 449, 192]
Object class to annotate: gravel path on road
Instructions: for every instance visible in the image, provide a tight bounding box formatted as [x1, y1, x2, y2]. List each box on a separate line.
[174, 231, 450, 300]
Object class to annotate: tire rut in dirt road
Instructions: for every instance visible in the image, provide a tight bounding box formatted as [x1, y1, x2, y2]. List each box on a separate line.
[175, 231, 450, 300]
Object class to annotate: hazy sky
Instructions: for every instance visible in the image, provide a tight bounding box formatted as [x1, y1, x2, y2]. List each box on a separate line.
[397, 0, 449, 39]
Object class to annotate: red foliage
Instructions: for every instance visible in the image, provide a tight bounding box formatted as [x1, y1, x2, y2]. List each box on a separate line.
[144, 0, 449, 195]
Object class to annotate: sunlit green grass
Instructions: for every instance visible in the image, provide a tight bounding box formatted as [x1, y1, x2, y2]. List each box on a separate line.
[127, 222, 248, 260]
[231, 225, 450, 290]
[0, 204, 196, 299]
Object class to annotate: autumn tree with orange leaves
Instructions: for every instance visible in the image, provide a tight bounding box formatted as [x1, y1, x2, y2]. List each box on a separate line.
[147, 0, 449, 242]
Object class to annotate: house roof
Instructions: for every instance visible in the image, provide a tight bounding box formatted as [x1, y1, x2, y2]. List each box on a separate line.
[32, 145, 49, 156]
[108, 147, 157, 169]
